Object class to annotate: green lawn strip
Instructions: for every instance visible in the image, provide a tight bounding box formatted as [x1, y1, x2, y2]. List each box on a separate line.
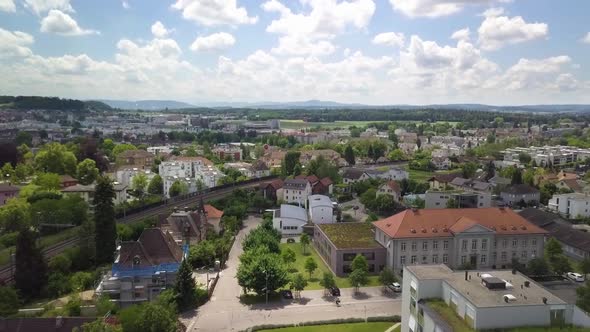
[279, 243, 380, 290]
[0, 227, 80, 266]
[426, 299, 474, 332]
[258, 322, 393, 332]
[391, 325, 401, 332]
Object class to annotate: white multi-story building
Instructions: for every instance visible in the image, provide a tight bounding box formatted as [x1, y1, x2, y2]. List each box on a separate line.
[163, 176, 198, 198]
[159, 161, 191, 179]
[548, 193, 590, 219]
[502, 145, 590, 167]
[278, 179, 312, 207]
[272, 204, 308, 236]
[115, 167, 155, 187]
[195, 164, 224, 188]
[146, 145, 176, 156]
[401, 265, 585, 332]
[373, 208, 547, 276]
[308, 195, 334, 224]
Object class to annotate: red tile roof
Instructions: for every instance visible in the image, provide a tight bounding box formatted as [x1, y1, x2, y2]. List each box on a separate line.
[204, 204, 223, 218]
[320, 177, 333, 186]
[373, 208, 548, 239]
[384, 181, 401, 194]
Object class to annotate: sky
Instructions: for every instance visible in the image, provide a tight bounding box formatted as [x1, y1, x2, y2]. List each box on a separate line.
[0, 0, 589, 105]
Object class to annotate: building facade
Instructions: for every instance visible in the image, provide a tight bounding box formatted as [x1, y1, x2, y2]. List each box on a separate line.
[548, 193, 590, 219]
[425, 191, 491, 209]
[308, 194, 334, 224]
[278, 179, 312, 207]
[272, 204, 308, 236]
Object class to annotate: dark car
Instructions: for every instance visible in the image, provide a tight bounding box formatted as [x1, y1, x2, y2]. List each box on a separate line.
[330, 287, 340, 297]
[281, 290, 293, 299]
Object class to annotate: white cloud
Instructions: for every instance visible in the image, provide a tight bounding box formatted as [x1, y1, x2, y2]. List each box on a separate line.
[190, 32, 236, 52]
[40, 10, 99, 36]
[0, 28, 34, 57]
[172, 0, 257, 26]
[372, 32, 405, 47]
[0, 0, 16, 12]
[24, 0, 73, 15]
[25, 54, 111, 75]
[262, 0, 375, 56]
[581, 32, 590, 44]
[451, 28, 470, 41]
[151, 21, 171, 38]
[498, 55, 572, 91]
[122, 1, 130, 9]
[388, 0, 512, 18]
[478, 8, 548, 51]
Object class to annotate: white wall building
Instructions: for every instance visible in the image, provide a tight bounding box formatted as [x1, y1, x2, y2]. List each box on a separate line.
[308, 195, 334, 224]
[115, 168, 155, 188]
[163, 176, 198, 198]
[272, 204, 308, 236]
[278, 179, 312, 208]
[548, 193, 590, 219]
[425, 191, 492, 209]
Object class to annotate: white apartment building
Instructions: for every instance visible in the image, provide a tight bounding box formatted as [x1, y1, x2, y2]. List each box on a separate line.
[163, 176, 199, 198]
[159, 161, 191, 179]
[548, 193, 590, 219]
[373, 208, 547, 276]
[502, 145, 590, 167]
[115, 167, 155, 187]
[195, 164, 224, 188]
[278, 179, 312, 208]
[401, 265, 586, 332]
[308, 195, 334, 224]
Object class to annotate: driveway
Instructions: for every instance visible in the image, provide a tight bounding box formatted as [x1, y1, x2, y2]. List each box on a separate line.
[182, 215, 401, 331]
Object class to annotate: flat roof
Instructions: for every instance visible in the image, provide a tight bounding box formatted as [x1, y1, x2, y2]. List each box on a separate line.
[407, 265, 565, 308]
[317, 222, 383, 250]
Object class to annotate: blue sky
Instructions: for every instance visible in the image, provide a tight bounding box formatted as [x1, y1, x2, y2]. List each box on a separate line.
[0, 0, 589, 105]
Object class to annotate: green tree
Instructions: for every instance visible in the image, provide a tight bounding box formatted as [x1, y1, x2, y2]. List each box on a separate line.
[237, 247, 289, 296]
[351, 254, 368, 273]
[300, 233, 310, 255]
[131, 173, 148, 200]
[348, 269, 368, 294]
[174, 259, 198, 311]
[0, 198, 31, 232]
[388, 149, 406, 161]
[551, 255, 572, 275]
[77, 158, 99, 185]
[446, 198, 459, 208]
[112, 143, 137, 158]
[119, 302, 177, 332]
[461, 162, 478, 179]
[1, 163, 15, 182]
[518, 152, 532, 164]
[579, 257, 590, 280]
[34, 142, 77, 174]
[0, 286, 19, 316]
[14, 163, 31, 182]
[147, 174, 163, 195]
[545, 237, 563, 261]
[379, 268, 396, 290]
[344, 145, 355, 165]
[15, 228, 47, 299]
[293, 163, 302, 176]
[33, 172, 61, 190]
[282, 248, 296, 271]
[94, 176, 116, 265]
[527, 257, 550, 276]
[576, 280, 590, 313]
[304, 257, 318, 279]
[283, 151, 301, 176]
[75, 319, 122, 332]
[243, 226, 281, 254]
[168, 180, 187, 197]
[15, 131, 32, 146]
[290, 273, 308, 298]
[511, 169, 523, 185]
[319, 272, 336, 296]
[48, 254, 72, 274]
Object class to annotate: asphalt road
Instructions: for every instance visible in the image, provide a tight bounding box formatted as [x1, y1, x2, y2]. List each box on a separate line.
[540, 279, 583, 304]
[182, 216, 401, 332]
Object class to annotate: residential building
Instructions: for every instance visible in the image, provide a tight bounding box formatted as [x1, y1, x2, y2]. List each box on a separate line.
[366, 167, 409, 181]
[377, 181, 402, 202]
[251, 160, 271, 178]
[204, 204, 224, 233]
[195, 165, 224, 188]
[342, 168, 370, 184]
[373, 208, 547, 276]
[61, 183, 127, 205]
[500, 184, 540, 206]
[115, 167, 155, 188]
[295, 175, 333, 196]
[427, 173, 461, 190]
[224, 162, 255, 178]
[213, 144, 242, 161]
[59, 175, 78, 188]
[278, 178, 312, 207]
[0, 184, 20, 206]
[260, 179, 283, 201]
[308, 194, 335, 224]
[272, 204, 308, 236]
[548, 192, 590, 218]
[556, 178, 588, 193]
[147, 145, 176, 156]
[95, 228, 185, 306]
[425, 191, 492, 209]
[502, 145, 590, 167]
[158, 161, 191, 179]
[488, 175, 511, 189]
[163, 176, 199, 198]
[432, 157, 452, 170]
[116, 149, 155, 167]
[520, 208, 590, 261]
[314, 222, 386, 277]
[161, 156, 213, 179]
[401, 264, 584, 332]
[449, 177, 493, 192]
[161, 206, 207, 245]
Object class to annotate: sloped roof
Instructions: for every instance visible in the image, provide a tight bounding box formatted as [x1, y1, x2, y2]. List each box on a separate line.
[502, 184, 539, 195]
[204, 204, 223, 218]
[279, 204, 307, 222]
[283, 178, 309, 189]
[320, 177, 333, 186]
[382, 181, 401, 194]
[0, 184, 20, 193]
[169, 155, 213, 165]
[559, 179, 583, 192]
[374, 208, 547, 239]
[342, 168, 367, 180]
[519, 208, 590, 251]
[137, 228, 183, 264]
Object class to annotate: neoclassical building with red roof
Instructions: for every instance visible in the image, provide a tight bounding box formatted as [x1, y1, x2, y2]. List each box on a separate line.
[372, 207, 548, 275]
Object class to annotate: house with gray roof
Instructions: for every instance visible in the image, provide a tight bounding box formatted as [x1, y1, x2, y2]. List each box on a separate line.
[272, 204, 308, 236]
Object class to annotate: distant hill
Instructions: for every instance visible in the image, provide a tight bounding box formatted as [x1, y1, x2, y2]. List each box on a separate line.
[98, 99, 196, 110]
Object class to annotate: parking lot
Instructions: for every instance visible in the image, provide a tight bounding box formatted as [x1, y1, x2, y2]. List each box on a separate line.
[538, 279, 583, 304]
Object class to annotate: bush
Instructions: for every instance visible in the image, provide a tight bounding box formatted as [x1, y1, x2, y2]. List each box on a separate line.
[70, 271, 94, 291]
[96, 294, 118, 316]
[0, 232, 18, 248]
[48, 254, 72, 274]
[64, 294, 82, 316]
[286, 238, 295, 244]
[45, 272, 71, 298]
[241, 316, 399, 332]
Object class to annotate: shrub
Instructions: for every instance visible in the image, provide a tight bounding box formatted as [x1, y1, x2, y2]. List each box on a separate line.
[64, 294, 82, 316]
[70, 271, 94, 291]
[286, 238, 295, 244]
[0, 232, 18, 248]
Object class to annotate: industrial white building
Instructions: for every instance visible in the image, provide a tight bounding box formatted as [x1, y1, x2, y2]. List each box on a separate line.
[308, 195, 334, 224]
[272, 204, 308, 236]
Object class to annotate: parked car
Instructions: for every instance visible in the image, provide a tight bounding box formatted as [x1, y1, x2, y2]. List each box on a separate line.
[281, 290, 293, 299]
[387, 282, 401, 292]
[330, 286, 341, 296]
[566, 272, 584, 282]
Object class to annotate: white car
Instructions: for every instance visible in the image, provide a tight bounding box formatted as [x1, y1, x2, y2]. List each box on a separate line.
[566, 272, 584, 282]
[388, 282, 402, 292]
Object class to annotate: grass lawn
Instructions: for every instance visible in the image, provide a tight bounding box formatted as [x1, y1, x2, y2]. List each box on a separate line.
[403, 165, 459, 183]
[391, 325, 401, 332]
[280, 243, 380, 290]
[258, 322, 393, 332]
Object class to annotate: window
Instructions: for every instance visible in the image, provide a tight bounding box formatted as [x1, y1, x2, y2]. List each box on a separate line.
[422, 256, 427, 263]
[401, 242, 406, 252]
[532, 249, 537, 258]
[503, 239, 508, 248]
[433, 241, 438, 250]
[462, 240, 468, 251]
[461, 256, 467, 264]
[521, 251, 527, 259]
[512, 251, 517, 258]
[512, 239, 518, 248]
[532, 239, 537, 246]
[343, 253, 357, 261]
[343, 265, 352, 273]
[432, 255, 438, 263]
[522, 239, 527, 247]
[423, 241, 428, 251]
[472, 239, 477, 250]
[411, 255, 417, 264]
[400, 256, 406, 265]
[443, 254, 448, 263]
[481, 254, 487, 264]
[443, 241, 449, 250]
[501, 252, 507, 262]
[482, 239, 487, 250]
[493, 252, 497, 262]
[494, 240, 497, 248]
[412, 242, 417, 251]
[364, 252, 375, 260]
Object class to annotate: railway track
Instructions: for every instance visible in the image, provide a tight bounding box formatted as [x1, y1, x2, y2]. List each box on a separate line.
[0, 177, 275, 284]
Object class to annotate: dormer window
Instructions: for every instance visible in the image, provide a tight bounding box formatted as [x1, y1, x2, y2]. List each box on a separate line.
[133, 255, 141, 267]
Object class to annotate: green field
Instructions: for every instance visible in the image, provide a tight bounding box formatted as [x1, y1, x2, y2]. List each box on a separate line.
[403, 166, 458, 183]
[280, 242, 380, 290]
[280, 120, 387, 130]
[258, 322, 393, 332]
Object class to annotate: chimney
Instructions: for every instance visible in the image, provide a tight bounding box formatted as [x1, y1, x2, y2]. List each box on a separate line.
[524, 281, 530, 287]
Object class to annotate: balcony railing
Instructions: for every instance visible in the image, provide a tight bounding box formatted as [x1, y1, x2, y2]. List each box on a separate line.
[112, 262, 180, 277]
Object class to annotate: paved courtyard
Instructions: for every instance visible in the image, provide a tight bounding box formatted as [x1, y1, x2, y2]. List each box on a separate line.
[182, 215, 401, 331]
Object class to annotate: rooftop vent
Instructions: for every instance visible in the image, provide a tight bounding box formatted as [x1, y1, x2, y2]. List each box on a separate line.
[521, 225, 527, 230]
[503, 294, 517, 303]
[501, 226, 507, 230]
[421, 228, 427, 233]
[511, 226, 517, 230]
[491, 226, 497, 231]
[410, 228, 416, 233]
[482, 276, 507, 290]
[442, 227, 449, 232]
[432, 228, 438, 233]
